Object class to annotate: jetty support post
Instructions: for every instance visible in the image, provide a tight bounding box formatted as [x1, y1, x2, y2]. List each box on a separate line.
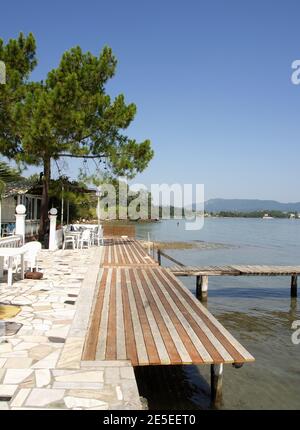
[196, 275, 208, 302]
[291, 275, 297, 297]
[157, 249, 161, 266]
[211, 363, 223, 406]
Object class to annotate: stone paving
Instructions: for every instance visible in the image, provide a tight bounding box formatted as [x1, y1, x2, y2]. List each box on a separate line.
[0, 248, 142, 410]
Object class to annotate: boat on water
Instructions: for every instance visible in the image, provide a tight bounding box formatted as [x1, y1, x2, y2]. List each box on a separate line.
[262, 213, 274, 219]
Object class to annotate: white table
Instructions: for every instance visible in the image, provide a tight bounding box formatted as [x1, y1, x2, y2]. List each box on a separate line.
[0, 247, 26, 287]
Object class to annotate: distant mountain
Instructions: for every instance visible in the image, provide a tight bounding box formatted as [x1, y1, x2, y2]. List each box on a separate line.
[200, 199, 300, 213]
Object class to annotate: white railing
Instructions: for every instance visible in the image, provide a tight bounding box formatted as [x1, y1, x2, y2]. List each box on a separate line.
[0, 235, 23, 248]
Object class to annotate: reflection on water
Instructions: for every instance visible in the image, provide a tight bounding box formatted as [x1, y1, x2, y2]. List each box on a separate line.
[135, 219, 300, 409]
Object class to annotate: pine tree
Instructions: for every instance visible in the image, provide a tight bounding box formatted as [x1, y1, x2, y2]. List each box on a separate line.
[0, 34, 153, 241]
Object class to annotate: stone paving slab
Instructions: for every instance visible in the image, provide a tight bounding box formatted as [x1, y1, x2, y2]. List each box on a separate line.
[0, 248, 142, 410]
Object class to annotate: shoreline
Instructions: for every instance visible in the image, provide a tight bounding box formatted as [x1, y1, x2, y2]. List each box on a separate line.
[139, 240, 233, 250]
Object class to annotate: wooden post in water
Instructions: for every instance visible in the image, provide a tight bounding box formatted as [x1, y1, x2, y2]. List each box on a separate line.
[196, 275, 201, 299]
[291, 275, 297, 297]
[157, 249, 161, 266]
[196, 275, 208, 302]
[211, 363, 223, 406]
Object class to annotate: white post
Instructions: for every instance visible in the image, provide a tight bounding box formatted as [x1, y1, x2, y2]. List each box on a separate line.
[15, 204, 26, 244]
[48, 208, 58, 251]
[61, 185, 64, 227]
[0, 198, 2, 238]
[96, 187, 102, 232]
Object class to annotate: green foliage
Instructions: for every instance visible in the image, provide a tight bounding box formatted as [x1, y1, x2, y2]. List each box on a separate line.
[3, 41, 153, 175]
[79, 170, 154, 220]
[213, 210, 291, 218]
[0, 33, 153, 235]
[0, 160, 22, 197]
[0, 33, 37, 159]
[48, 176, 96, 222]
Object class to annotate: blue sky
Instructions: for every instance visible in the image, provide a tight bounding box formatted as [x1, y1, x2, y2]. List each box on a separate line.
[1, 0, 300, 202]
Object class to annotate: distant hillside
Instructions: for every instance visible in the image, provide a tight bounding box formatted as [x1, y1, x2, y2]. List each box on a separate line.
[202, 199, 300, 213]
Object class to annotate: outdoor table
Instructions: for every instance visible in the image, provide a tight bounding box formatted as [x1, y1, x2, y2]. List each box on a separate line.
[0, 247, 26, 287]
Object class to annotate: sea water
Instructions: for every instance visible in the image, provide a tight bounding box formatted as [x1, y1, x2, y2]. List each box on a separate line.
[134, 218, 300, 410]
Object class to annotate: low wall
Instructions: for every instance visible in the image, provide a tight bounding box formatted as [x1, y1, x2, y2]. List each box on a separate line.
[102, 224, 135, 238]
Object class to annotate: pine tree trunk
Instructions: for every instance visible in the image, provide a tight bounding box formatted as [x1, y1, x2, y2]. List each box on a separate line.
[38, 157, 51, 245]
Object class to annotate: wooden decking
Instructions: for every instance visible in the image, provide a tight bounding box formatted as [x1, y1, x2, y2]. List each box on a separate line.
[83, 266, 254, 366]
[83, 238, 254, 367]
[101, 238, 158, 267]
[170, 265, 300, 276]
[169, 264, 299, 299]
[82, 239, 259, 404]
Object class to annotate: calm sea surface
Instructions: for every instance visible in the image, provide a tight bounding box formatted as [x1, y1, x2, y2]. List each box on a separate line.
[134, 218, 300, 410]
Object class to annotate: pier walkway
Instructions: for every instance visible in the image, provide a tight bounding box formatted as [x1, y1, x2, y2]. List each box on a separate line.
[84, 239, 255, 403]
[101, 238, 158, 267]
[169, 264, 300, 299]
[83, 266, 254, 366]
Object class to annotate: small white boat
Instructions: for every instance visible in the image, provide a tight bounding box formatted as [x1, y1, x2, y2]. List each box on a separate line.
[262, 213, 273, 219]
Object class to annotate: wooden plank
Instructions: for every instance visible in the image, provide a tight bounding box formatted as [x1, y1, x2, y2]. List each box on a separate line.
[108, 243, 112, 265]
[105, 268, 117, 360]
[112, 244, 118, 265]
[119, 241, 130, 265]
[82, 269, 108, 360]
[115, 268, 127, 359]
[101, 238, 158, 267]
[171, 264, 300, 277]
[154, 269, 232, 363]
[122, 241, 134, 265]
[132, 240, 157, 265]
[138, 269, 182, 364]
[150, 269, 213, 363]
[115, 243, 122, 266]
[95, 268, 113, 360]
[163, 269, 254, 362]
[120, 269, 138, 365]
[130, 241, 145, 263]
[87, 243, 257, 366]
[132, 268, 170, 364]
[102, 245, 109, 266]
[129, 269, 160, 364]
[127, 242, 141, 264]
[125, 268, 149, 365]
[143, 269, 201, 364]
[113, 241, 124, 264]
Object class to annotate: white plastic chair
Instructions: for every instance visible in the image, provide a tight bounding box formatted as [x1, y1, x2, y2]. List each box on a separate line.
[93, 226, 104, 246]
[22, 241, 42, 271]
[78, 229, 91, 249]
[63, 234, 76, 250]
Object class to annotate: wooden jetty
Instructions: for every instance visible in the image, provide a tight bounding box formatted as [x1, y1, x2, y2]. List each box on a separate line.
[83, 239, 255, 404]
[101, 237, 159, 267]
[169, 264, 300, 300]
